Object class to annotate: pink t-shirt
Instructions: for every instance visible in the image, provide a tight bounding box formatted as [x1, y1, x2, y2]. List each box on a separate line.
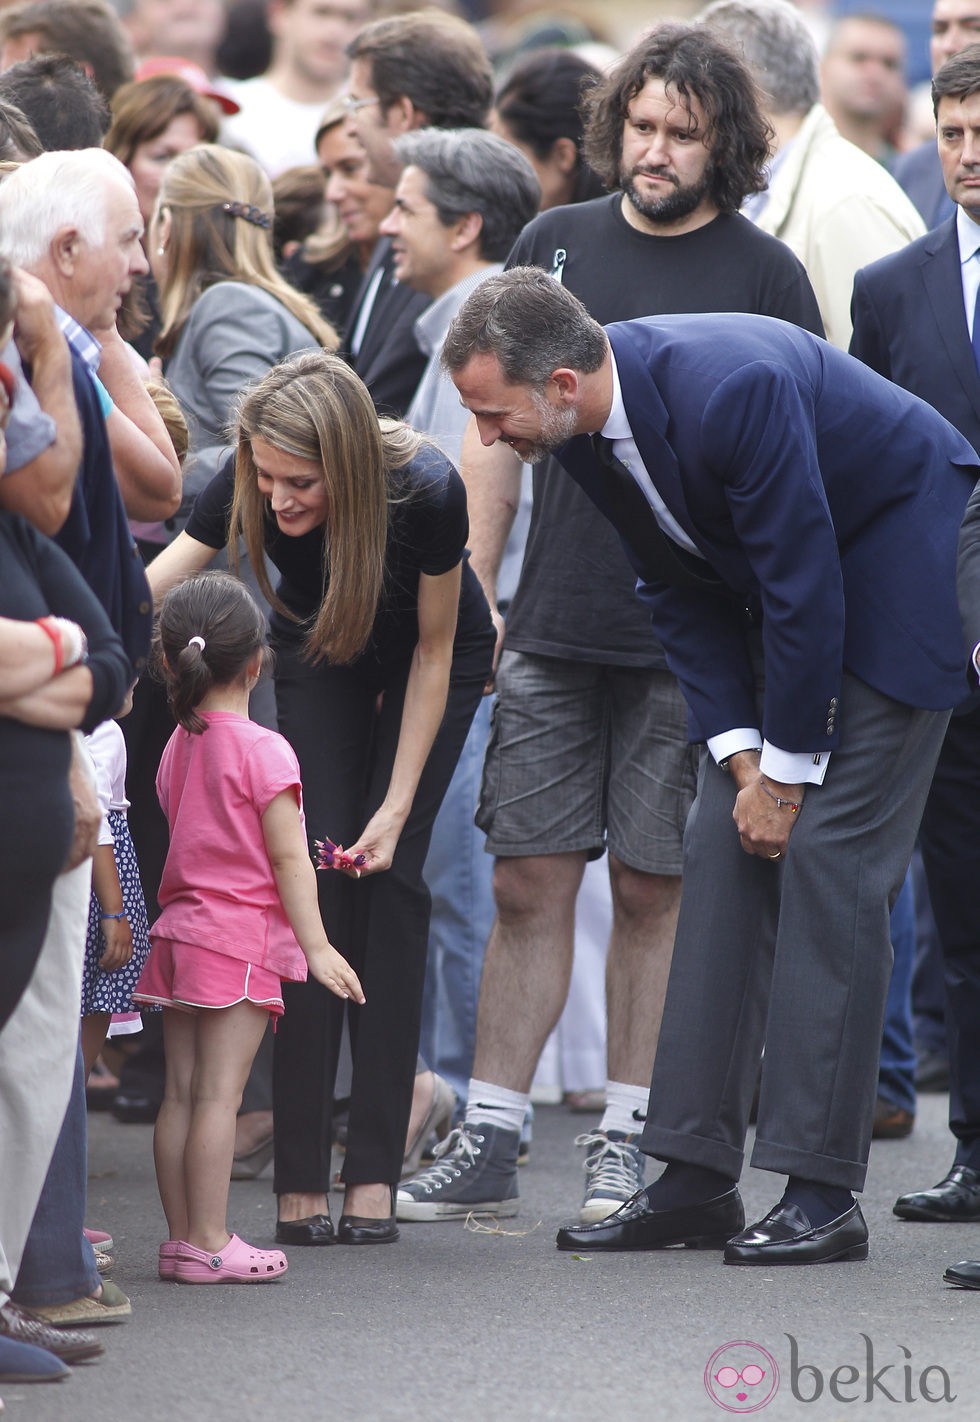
[151, 711, 308, 981]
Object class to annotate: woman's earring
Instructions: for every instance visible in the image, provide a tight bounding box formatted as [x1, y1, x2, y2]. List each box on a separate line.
[156, 246, 166, 257]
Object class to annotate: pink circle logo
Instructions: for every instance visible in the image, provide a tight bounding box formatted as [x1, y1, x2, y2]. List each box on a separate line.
[704, 1340, 779, 1412]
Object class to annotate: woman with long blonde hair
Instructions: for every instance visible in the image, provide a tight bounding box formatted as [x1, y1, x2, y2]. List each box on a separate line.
[150, 143, 338, 525]
[147, 350, 493, 1244]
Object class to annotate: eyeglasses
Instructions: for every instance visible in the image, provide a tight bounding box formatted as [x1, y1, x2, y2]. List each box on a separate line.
[714, 1366, 766, 1389]
[343, 93, 380, 114]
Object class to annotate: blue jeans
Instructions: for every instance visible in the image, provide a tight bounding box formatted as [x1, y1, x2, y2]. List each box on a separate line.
[12, 1039, 99, 1306]
[420, 696, 495, 1110]
[878, 871, 917, 1115]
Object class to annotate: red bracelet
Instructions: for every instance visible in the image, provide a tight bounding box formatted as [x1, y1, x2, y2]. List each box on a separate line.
[36, 616, 63, 675]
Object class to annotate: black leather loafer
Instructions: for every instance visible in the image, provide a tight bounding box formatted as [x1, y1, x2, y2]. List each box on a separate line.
[275, 1214, 336, 1246]
[894, 1166, 980, 1222]
[943, 1259, 980, 1289]
[555, 1186, 744, 1252]
[724, 1200, 868, 1265]
[336, 1214, 399, 1245]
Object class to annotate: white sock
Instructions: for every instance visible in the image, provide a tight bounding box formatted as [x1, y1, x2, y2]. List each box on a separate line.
[465, 1079, 528, 1137]
[600, 1081, 649, 1137]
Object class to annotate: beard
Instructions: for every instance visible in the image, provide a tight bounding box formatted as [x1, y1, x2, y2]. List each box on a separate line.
[505, 393, 580, 465]
[621, 162, 713, 226]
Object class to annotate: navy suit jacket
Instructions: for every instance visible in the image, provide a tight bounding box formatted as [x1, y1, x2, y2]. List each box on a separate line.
[556, 313, 980, 753]
[850, 216, 980, 455]
[850, 218, 980, 699]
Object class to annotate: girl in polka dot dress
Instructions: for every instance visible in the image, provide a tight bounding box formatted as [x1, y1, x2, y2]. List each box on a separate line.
[81, 683, 151, 1081]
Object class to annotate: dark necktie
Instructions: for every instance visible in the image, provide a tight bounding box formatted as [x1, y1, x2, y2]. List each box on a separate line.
[972, 272, 980, 375]
[590, 433, 725, 594]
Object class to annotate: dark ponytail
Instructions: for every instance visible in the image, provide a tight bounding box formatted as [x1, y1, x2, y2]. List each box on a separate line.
[154, 571, 268, 734]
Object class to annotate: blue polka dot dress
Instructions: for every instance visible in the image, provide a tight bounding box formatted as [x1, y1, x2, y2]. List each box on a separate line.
[81, 719, 151, 1017]
[81, 808, 151, 1015]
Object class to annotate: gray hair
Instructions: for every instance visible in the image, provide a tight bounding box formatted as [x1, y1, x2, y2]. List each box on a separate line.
[393, 128, 540, 263]
[441, 266, 607, 387]
[699, 0, 820, 116]
[0, 147, 135, 267]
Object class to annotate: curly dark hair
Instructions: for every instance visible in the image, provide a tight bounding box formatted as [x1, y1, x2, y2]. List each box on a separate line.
[582, 22, 772, 213]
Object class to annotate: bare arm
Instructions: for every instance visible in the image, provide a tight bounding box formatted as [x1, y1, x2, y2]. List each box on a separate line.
[0, 616, 75, 698]
[261, 788, 365, 1002]
[145, 530, 218, 600]
[0, 271, 82, 535]
[96, 326, 182, 521]
[64, 733, 101, 871]
[459, 416, 521, 673]
[346, 563, 460, 875]
[0, 664, 96, 729]
[90, 841, 133, 971]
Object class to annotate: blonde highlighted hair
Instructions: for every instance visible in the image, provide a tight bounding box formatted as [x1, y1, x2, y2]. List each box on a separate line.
[231, 350, 423, 665]
[154, 144, 338, 357]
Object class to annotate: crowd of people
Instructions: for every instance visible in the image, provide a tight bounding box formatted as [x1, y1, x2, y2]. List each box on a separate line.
[3, 0, 980, 1399]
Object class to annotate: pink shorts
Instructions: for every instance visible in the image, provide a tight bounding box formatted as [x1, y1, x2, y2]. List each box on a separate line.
[134, 938, 285, 1018]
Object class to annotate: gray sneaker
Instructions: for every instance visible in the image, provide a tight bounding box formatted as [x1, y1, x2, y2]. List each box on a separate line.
[577, 1130, 646, 1223]
[396, 1122, 520, 1221]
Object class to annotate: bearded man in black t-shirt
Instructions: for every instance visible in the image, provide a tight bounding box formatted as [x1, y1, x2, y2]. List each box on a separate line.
[397, 22, 825, 1228]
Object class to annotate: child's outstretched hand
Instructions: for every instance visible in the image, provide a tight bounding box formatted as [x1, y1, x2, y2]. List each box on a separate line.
[307, 943, 365, 1004]
[99, 914, 133, 973]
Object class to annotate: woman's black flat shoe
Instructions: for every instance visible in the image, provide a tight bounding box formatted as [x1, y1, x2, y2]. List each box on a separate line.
[275, 1214, 336, 1245]
[336, 1213, 399, 1244]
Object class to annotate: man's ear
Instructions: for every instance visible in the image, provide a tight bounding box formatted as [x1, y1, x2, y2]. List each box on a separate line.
[450, 210, 483, 253]
[551, 367, 581, 403]
[50, 227, 80, 279]
[397, 95, 426, 132]
[551, 135, 578, 176]
[265, 0, 289, 39]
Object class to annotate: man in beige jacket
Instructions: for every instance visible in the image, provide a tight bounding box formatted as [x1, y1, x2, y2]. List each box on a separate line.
[701, 0, 924, 347]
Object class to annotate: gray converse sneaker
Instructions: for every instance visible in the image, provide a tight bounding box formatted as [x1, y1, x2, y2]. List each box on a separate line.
[577, 1130, 646, 1223]
[396, 1122, 520, 1221]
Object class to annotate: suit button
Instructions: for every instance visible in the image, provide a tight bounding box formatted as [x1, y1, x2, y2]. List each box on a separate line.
[138, 600, 150, 615]
[829, 697, 838, 709]
[135, 656, 147, 670]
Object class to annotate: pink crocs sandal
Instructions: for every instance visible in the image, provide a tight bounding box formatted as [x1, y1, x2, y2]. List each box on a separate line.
[172, 1234, 288, 1284]
[158, 1241, 181, 1280]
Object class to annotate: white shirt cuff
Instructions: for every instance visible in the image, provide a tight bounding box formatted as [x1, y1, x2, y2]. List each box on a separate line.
[972, 641, 980, 678]
[708, 729, 762, 765]
[761, 741, 830, 786]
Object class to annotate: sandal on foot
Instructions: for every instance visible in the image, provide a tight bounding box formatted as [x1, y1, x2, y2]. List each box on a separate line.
[172, 1234, 288, 1284]
[158, 1242, 182, 1281]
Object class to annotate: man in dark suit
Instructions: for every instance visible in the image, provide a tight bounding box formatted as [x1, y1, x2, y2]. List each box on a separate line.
[442, 266, 980, 1265]
[851, 44, 980, 1287]
[891, 0, 976, 227]
[340, 11, 493, 417]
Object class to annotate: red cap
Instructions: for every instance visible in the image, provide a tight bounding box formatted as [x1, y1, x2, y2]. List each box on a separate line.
[133, 57, 241, 116]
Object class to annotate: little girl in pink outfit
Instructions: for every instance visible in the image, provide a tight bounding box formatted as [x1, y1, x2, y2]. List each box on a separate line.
[135, 571, 363, 1284]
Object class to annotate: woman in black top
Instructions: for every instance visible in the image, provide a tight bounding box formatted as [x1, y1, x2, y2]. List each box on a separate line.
[148, 349, 493, 1242]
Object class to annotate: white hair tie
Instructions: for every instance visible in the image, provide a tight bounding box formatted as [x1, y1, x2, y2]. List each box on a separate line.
[187, 636, 206, 651]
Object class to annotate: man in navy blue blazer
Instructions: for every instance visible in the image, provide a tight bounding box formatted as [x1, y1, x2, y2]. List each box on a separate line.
[851, 44, 980, 1291]
[443, 266, 980, 1266]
